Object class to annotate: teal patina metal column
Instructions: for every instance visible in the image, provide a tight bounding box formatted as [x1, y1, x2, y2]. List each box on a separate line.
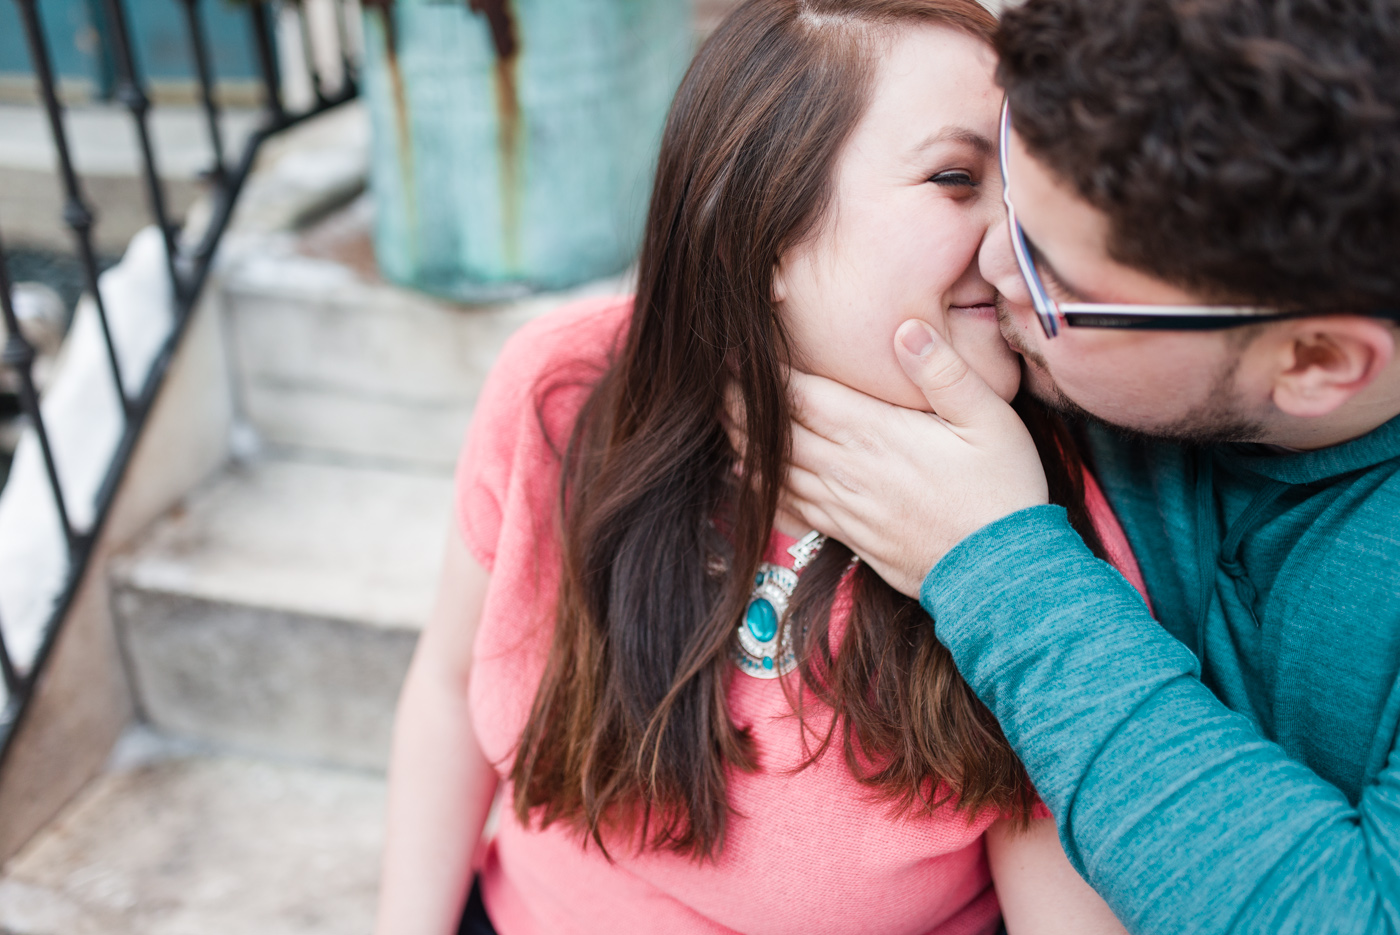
[361, 0, 692, 301]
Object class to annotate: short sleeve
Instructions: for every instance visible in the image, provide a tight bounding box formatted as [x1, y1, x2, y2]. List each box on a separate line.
[453, 295, 633, 571]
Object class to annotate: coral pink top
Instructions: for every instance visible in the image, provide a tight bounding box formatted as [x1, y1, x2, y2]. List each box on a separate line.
[456, 296, 1148, 935]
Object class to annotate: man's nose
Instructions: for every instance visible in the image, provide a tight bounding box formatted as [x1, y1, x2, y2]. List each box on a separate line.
[980, 215, 1032, 308]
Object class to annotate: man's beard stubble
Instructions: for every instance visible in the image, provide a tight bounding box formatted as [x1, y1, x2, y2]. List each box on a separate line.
[994, 296, 1267, 447]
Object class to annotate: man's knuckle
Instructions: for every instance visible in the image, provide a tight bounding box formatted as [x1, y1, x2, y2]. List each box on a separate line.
[922, 354, 970, 391]
[829, 464, 866, 496]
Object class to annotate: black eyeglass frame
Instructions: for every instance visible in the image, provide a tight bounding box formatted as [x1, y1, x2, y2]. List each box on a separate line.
[999, 100, 1305, 339]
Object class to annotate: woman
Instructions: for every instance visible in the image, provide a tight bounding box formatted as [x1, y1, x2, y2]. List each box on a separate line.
[376, 2, 1142, 933]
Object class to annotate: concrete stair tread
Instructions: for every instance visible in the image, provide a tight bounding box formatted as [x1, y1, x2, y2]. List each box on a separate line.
[111, 457, 454, 632]
[0, 742, 383, 935]
[221, 191, 635, 471]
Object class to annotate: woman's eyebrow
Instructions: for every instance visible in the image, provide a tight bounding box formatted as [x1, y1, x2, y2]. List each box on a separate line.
[907, 127, 996, 158]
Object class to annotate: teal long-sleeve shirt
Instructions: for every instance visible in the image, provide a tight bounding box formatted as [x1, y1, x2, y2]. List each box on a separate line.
[921, 414, 1400, 934]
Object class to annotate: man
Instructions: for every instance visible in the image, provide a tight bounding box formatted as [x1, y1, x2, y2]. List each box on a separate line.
[782, 0, 1400, 931]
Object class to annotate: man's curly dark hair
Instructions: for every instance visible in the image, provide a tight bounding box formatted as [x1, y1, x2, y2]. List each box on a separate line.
[996, 0, 1400, 313]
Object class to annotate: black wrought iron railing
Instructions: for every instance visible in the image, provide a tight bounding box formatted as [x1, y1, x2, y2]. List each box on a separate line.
[0, 0, 360, 764]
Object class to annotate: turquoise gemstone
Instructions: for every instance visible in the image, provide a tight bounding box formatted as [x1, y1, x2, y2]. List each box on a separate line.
[745, 598, 779, 643]
[762, 657, 774, 669]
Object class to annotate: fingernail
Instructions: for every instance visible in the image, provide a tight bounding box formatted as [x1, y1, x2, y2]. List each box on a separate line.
[899, 322, 935, 357]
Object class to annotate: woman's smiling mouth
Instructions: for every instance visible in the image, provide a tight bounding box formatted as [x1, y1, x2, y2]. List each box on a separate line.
[948, 298, 999, 320]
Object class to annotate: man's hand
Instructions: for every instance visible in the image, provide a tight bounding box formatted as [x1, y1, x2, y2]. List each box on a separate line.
[784, 320, 1050, 596]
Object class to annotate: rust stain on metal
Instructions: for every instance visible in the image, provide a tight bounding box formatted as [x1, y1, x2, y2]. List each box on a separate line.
[468, 0, 518, 60]
[363, 0, 419, 262]
[469, 0, 522, 270]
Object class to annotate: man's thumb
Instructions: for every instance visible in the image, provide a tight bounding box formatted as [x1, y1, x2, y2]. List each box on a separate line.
[894, 320, 1001, 427]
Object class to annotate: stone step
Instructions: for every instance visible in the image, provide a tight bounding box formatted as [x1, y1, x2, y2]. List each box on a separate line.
[0, 731, 383, 935]
[108, 456, 454, 772]
[220, 192, 633, 471]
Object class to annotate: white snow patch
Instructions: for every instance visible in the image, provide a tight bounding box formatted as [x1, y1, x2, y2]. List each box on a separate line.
[0, 227, 175, 697]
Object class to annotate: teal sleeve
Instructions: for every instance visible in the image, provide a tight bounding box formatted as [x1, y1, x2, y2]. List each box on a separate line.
[922, 505, 1400, 935]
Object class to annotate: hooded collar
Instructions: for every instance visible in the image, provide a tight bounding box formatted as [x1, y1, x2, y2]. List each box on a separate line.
[1219, 413, 1400, 485]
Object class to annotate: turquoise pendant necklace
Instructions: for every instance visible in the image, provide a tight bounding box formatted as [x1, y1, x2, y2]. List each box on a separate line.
[734, 531, 826, 679]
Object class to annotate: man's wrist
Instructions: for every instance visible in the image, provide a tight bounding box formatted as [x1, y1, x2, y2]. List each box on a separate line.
[919, 504, 1070, 611]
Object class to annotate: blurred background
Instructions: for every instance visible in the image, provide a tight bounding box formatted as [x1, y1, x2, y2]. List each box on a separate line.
[0, 1, 1003, 931]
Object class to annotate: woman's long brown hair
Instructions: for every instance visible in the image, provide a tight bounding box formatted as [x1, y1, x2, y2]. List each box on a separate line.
[509, 0, 1107, 860]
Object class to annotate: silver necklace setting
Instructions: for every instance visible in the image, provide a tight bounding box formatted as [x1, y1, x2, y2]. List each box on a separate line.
[733, 531, 826, 679]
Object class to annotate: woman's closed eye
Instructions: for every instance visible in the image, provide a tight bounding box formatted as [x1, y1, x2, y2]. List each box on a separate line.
[928, 169, 977, 188]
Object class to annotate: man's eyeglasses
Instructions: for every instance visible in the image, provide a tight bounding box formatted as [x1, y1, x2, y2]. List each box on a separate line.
[998, 101, 1290, 339]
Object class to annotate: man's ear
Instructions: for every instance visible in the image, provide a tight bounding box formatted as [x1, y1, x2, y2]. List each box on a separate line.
[1268, 317, 1396, 418]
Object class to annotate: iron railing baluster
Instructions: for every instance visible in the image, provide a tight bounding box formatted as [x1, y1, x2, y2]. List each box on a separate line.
[0, 229, 78, 556]
[13, 0, 132, 417]
[187, 88, 351, 269]
[0, 608, 22, 706]
[294, 0, 328, 106]
[98, 0, 184, 302]
[333, 0, 357, 95]
[249, 0, 287, 126]
[178, 0, 227, 185]
[189, 123, 266, 266]
[0, 0, 359, 777]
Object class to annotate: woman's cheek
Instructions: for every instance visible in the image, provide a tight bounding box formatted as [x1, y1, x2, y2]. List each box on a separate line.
[841, 332, 942, 411]
[963, 332, 1021, 402]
